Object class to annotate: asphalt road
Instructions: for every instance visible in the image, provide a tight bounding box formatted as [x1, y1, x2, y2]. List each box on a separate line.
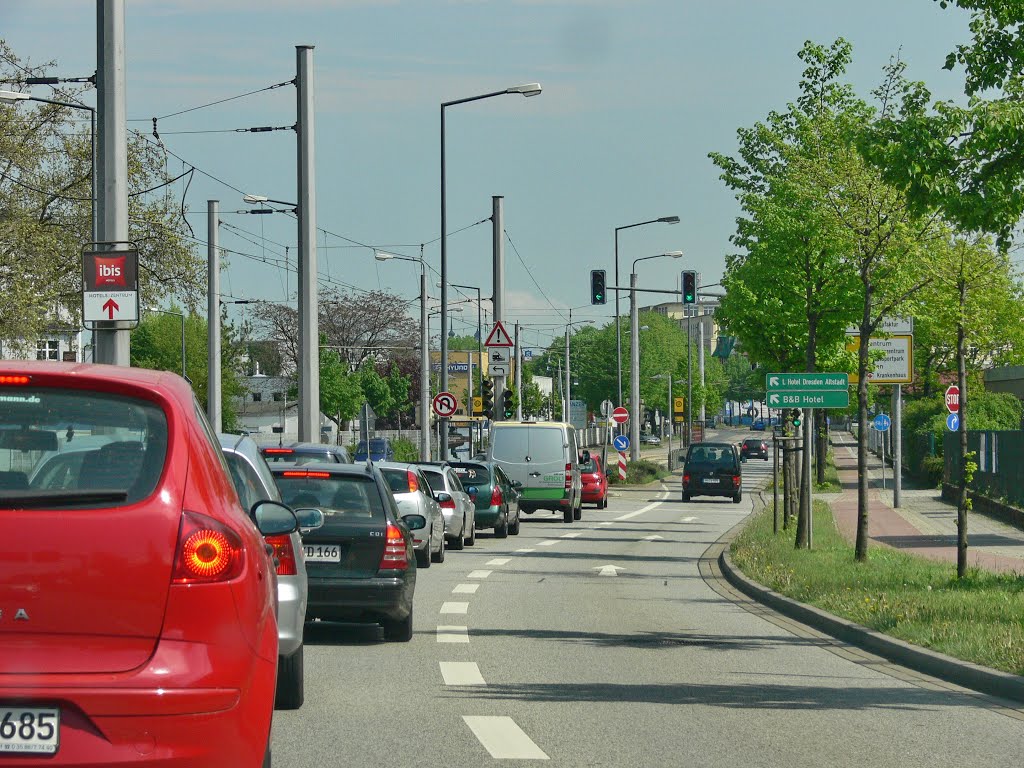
[270, 449, 1024, 767]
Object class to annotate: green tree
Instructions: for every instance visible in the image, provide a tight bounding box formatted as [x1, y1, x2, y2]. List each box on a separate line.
[318, 350, 363, 433]
[358, 364, 394, 417]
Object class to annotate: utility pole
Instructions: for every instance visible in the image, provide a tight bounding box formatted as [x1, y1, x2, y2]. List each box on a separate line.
[893, 384, 902, 507]
[94, 0, 130, 366]
[564, 321, 571, 425]
[296, 44, 319, 442]
[419, 258, 430, 461]
[698, 314, 706, 426]
[515, 322, 523, 420]
[629, 272, 640, 462]
[207, 200, 222, 430]
[686, 306, 693, 446]
[488, 195, 506, 443]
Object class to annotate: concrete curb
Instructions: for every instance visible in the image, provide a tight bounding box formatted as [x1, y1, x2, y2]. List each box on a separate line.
[717, 529, 1024, 705]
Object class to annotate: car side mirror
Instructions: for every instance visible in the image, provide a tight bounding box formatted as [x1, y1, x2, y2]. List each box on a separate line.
[250, 500, 298, 536]
[294, 507, 325, 532]
[466, 486, 478, 498]
[435, 491, 453, 504]
[512, 480, 523, 490]
[402, 513, 427, 530]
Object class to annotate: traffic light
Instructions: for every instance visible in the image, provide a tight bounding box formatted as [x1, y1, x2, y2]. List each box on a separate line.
[590, 269, 607, 305]
[791, 408, 802, 428]
[681, 270, 697, 305]
[481, 378, 495, 419]
[502, 389, 515, 419]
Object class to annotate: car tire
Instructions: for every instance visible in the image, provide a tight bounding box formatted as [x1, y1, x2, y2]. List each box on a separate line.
[465, 515, 477, 546]
[383, 608, 413, 642]
[432, 533, 446, 563]
[416, 546, 431, 568]
[682, 492, 690, 502]
[274, 645, 304, 711]
[495, 512, 509, 538]
[264, 744, 272, 768]
[510, 514, 520, 535]
[563, 507, 573, 523]
[733, 491, 742, 504]
[573, 504, 582, 521]
[449, 530, 464, 550]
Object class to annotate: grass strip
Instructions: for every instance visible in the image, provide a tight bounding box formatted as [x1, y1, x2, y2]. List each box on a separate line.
[731, 499, 1024, 676]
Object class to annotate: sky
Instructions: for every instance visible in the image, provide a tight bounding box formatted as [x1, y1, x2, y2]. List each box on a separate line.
[2, 0, 973, 352]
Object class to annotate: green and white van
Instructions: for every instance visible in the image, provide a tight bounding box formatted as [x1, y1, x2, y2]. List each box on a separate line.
[487, 421, 586, 523]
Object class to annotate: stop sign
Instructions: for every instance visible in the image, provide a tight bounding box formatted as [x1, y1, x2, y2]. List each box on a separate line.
[945, 384, 960, 414]
[611, 406, 629, 424]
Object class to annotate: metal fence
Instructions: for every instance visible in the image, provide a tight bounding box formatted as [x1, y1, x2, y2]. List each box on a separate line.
[944, 430, 1024, 508]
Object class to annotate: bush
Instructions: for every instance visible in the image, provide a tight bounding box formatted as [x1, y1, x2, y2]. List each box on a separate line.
[624, 459, 665, 485]
[922, 454, 944, 487]
[391, 437, 419, 462]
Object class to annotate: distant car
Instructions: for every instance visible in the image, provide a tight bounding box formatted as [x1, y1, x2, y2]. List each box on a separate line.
[416, 462, 477, 549]
[220, 432, 322, 711]
[261, 441, 351, 465]
[580, 454, 609, 508]
[740, 438, 769, 461]
[682, 441, 743, 503]
[0, 361, 294, 766]
[270, 462, 419, 641]
[353, 438, 395, 462]
[448, 461, 521, 537]
[639, 434, 661, 446]
[750, 420, 767, 431]
[378, 462, 446, 567]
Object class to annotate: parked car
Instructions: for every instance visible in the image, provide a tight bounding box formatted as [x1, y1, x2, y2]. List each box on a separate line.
[261, 441, 350, 465]
[750, 420, 767, 431]
[580, 454, 609, 508]
[682, 441, 743, 503]
[353, 438, 395, 462]
[740, 437, 770, 461]
[377, 462, 446, 566]
[487, 421, 585, 523]
[415, 462, 477, 548]
[448, 460, 521, 537]
[220, 432, 323, 711]
[640, 433, 661, 446]
[0, 361, 294, 766]
[270, 462, 418, 641]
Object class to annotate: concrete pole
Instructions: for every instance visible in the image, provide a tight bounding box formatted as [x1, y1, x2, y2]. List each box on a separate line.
[893, 384, 902, 508]
[629, 272, 640, 462]
[614, 230, 623, 409]
[419, 264, 430, 461]
[666, 372, 672, 466]
[467, 350, 474, 451]
[565, 324, 571, 424]
[94, 0, 130, 366]
[686, 309, 693, 445]
[698, 314, 706, 425]
[296, 45, 319, 442]
[207, 200, 222, 431]
[490, 195, 506, 439]
[515, 323, 523, 420]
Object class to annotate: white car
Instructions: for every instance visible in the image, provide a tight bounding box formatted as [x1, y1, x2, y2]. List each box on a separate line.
[377, 462, 446, 567]
[416, 463, 477, 549]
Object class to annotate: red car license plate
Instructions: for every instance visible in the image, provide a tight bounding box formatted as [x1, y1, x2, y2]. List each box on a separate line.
[0, 707, 59, 754]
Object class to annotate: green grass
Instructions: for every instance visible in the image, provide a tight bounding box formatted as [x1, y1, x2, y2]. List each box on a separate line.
[814, 451, 842, 493]
[731, 500, 1024, 675]
[609, 459, 671, 486]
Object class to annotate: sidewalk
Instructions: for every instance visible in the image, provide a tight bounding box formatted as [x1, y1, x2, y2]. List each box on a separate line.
[827, 433, 1024, 574]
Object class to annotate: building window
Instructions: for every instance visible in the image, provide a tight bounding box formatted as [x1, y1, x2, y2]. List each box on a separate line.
[36, 339, 59, 361]
[251, 391, 262, 403]
[272, 392, 284, 402]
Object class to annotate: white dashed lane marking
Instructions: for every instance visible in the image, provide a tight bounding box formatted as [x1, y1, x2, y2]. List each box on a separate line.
[440, 662, 486, 686]
[453, 583, 480, 594]
[437, 625, 470, 643]
[486, 558, 512, 566]
[515, 548, 535, 553]
[463, 716, 550, 760]
[560, 532, 581, 538]
[467, 570, 493, 579]
[537, 540, 557, 547]
[597, 522, 613, 527]
[440, 601, 469, 614]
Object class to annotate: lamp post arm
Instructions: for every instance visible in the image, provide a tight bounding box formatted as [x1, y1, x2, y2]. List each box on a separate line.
[441, 89, 511, 109]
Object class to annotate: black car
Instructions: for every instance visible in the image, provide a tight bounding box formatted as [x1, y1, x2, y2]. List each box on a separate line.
[261, 442, 351, 465]
[269, 462, 419, 641]
[682, 442, 743, 503]
[740, 438, 769, 461]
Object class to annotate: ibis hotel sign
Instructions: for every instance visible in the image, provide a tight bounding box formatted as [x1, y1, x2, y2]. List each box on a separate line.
[82, 248, 139, 326]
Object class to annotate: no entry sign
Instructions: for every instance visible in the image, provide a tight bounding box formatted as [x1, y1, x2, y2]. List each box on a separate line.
[611, 406, 629, 425]
[945, 385, 960, 414]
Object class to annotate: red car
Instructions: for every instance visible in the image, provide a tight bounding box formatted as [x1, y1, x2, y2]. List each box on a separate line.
[580, 454, 608, 508]
[0, 362, 295, 766]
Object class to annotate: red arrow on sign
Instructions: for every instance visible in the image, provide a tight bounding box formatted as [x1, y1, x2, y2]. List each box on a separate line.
[102, 298, 119, 319]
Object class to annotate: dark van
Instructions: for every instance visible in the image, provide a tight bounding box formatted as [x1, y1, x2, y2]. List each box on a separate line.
[354, 438, 395, 462]
[682, 441, 742, 503]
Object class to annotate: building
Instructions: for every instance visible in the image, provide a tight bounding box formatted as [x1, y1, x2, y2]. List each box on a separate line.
[639, 299, 719, 354]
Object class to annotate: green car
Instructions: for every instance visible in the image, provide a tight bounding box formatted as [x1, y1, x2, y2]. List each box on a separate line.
[449, 461, 521, 538]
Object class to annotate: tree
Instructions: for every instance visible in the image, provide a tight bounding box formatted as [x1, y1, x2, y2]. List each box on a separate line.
[318, 350, 363, 434]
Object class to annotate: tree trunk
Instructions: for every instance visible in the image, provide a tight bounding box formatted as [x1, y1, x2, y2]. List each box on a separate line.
[816, 413, 827, 485]
[956, 280, 969, 579]
[855, 283, 873, 561]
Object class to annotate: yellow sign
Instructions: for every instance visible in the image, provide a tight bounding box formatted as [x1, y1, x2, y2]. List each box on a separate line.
[673, 396, 685, 414]
[473, 396, 483, 415]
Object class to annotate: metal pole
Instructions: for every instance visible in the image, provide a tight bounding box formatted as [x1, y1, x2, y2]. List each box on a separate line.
[565, 322, 571, 424]
[667, 372, 672, 468]
[296, 45, 319, 442]
[629, 272, 640, 462]
[467, 352, 474, 457]
[515, 322, 523, 420]
[881, 425, 886, 490]
[698, 313, 706, 425]
[419, 263, 430, 461]
[440, 105, 449, 457]
[490, 196, 505, 439]
[94, 0, 130, 366]
[773, 434, 780, 534]
[207, 200, 222, 431]
[808, 411, 814, 548]
[687, 308, 693, 445]
[614, 229, 622, 409]
[893, 384, 902, 508]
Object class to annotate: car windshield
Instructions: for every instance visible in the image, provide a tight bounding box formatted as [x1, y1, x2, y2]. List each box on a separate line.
[452, 464, 490, 484]
[687, 446, 736, 468]
[380, 468, 413, 494]
[420, 469, 445, 494]
[0, 387, 167, 506]
[274, 472, 384, 518]
[263, 449, 336, 465]
[581, 457, 598, 473]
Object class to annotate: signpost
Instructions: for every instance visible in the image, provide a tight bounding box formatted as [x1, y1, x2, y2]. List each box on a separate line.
[611, 406, 629, 425]
[945, 384, 960, 414]
[873, 413, 891, 490]
[612, 434, 630, 452]
[947, 412, 960, 432]
[82, 249, 140, 326]
[432, 391, 459, 418]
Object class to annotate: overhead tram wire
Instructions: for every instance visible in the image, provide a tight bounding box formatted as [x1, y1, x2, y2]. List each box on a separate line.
[503, 229, 567, 323]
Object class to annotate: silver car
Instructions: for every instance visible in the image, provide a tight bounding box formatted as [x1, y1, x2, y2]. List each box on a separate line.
[218, 433, 322, 711]
[416, 463, 477, 549]
[378, 462, 446, 567]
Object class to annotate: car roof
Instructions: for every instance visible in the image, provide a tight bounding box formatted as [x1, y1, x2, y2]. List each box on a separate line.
[218, 431, 262, 460]
[0, 360, 193, 405]
[689, 442, 736, 450]
[269, 461, 372, 477]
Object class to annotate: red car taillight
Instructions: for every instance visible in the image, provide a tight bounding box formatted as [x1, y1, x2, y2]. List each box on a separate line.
[490, 486, 503, 506]
[378, 523, 409, 570]
[407, 470, 419, 493]
[564, 462, 572, 489]
[172, 511, 245, 583]
[0, 374, 31, 385]
[282, 470, 331, 478]
[733, 475, 741, 486]
[683, 473, 691, 486]
[438, 497, 456, 510]
[264, 533, 297, 576]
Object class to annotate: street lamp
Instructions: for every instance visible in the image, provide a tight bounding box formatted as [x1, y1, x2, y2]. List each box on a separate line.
[146, 306, 186, 379]
[440, 82, 541, 458]
[629, 251, 682, 461]
[376, 250, 431, 461]
[564, 318, 594, 424]
[613, 216, 679, 411]
[242, 194, 298, 213]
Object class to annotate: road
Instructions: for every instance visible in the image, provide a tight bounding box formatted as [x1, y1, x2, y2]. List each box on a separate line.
[271, 451, 1024, 767]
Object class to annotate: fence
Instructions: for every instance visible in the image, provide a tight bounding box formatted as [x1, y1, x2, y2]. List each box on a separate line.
[944, 430, 1024, 508]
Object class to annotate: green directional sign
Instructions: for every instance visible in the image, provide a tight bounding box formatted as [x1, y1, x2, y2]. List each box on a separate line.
[765, 373, 848, 390]
[766, 391, 850, 408]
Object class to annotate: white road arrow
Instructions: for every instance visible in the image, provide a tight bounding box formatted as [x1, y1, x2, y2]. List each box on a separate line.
[593, 565, 625, 577]
[769, 376, 780, 386]
[680, 516, 698, 523]
[768, 393, 780, 405]
[641, 535, 664, 542]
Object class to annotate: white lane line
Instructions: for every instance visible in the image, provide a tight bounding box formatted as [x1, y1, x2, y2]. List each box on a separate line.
[453, 583, 480, 594]
[463, 716, 549, 760]
[515, 548, 535, 553]
[642, 534, 664, 542]
[597, 522, 614, 527]
[680, 516, 698, 523]
[615, 495, 670, 521]
[440, 661, 486, 686]
[537, 540, 558, 547]
[467, 570, 493, 579]
[486, 557, 512, 566]
[440, 601, 469, 614]
[560, 532, 581, 538]
[437, 625, 470, 643]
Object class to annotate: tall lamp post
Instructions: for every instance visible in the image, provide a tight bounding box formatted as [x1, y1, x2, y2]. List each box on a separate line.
[564, 317, 595, 426]
[629, 251, 683, 462]
[614, 216, 679, 410]
[376, 251, 430, 461]
[440, 82, 541, 458]
[146, 307, 186, 379]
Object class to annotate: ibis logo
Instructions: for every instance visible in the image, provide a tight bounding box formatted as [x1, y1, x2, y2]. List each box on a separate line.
[94, 256, 127, 287]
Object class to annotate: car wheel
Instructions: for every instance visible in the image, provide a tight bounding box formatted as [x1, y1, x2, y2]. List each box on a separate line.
[465, 518, 476, 546]
[733, 491, 742, 504]
[510, 513, 520, 535]
[416, 546, 431, 568]
[274, 645, 304, 710]
[495, 512, 509, 538]
[449, 520, 464, 550]
[382, 608, 413, 642]
[682, 492, 690, 502]
[563, 506, 573, 523]
[432, 532, 446, 563]
[263, 744, 272, 768]
[573, 504, 582, 521]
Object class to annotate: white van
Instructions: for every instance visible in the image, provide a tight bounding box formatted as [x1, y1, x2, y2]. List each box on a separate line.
[487, 421, 586, 523]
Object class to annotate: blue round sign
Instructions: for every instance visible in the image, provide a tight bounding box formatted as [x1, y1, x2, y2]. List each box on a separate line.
[946, 412, 960, 432]
[612, 435, 630, 452]
[873, 414, 891, 432]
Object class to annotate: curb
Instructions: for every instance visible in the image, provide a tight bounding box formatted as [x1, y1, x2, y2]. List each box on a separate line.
[716, 529, 1024, 705]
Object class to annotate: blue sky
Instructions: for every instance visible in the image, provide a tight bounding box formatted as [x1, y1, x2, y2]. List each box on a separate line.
[3, 0, 971, 351]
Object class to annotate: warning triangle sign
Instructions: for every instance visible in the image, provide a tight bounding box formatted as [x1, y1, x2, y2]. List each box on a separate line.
[484, 320, 514, 347]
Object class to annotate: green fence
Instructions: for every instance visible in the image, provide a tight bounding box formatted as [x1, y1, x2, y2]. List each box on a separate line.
[944, 430, 1024, 508]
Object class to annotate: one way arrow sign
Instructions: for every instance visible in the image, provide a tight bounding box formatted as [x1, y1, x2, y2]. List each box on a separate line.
[593, 564, 625, 577]
[768, 375, 780, 387]
[768, 393, 780, 406]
